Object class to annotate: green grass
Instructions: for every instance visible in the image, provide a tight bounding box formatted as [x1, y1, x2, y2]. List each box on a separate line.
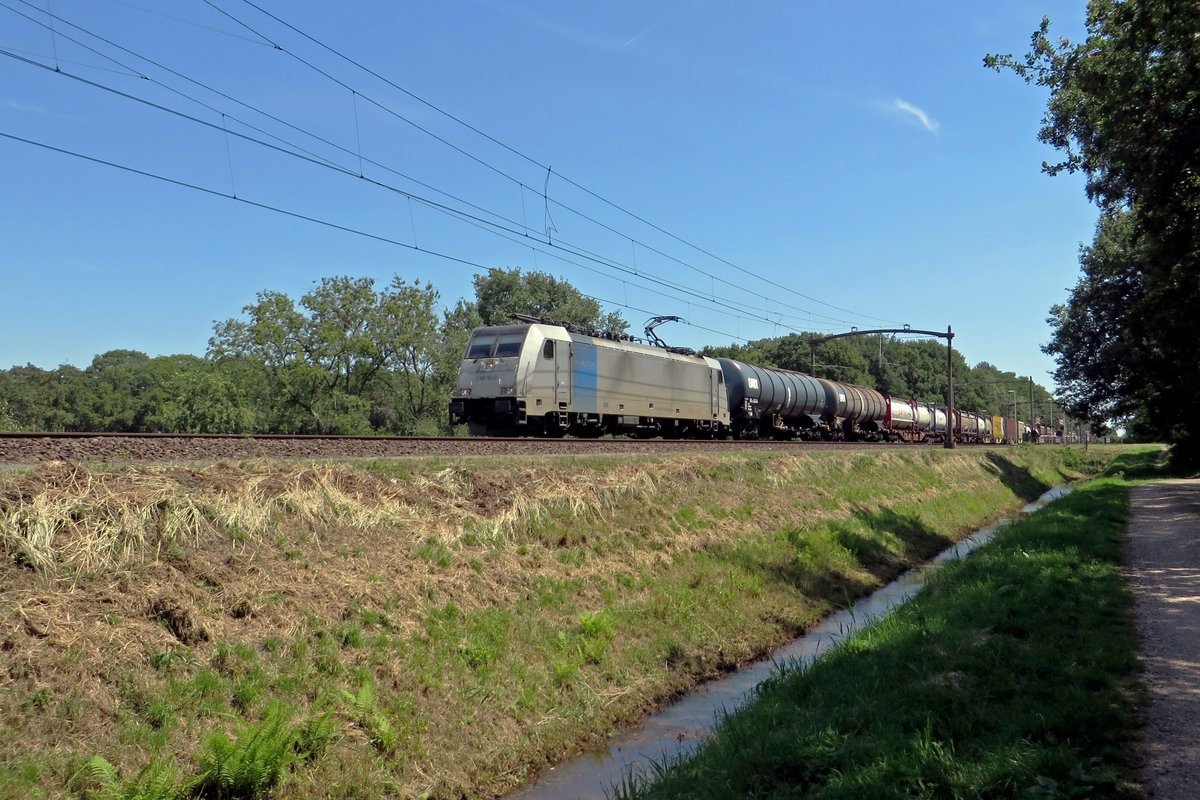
[0, 445, 1148, 800]
[615, 465, 1151, 799]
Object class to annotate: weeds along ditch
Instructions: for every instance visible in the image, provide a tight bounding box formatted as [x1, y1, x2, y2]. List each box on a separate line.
[0, 446, 1128, 799]
[614, 450, 1160, 800]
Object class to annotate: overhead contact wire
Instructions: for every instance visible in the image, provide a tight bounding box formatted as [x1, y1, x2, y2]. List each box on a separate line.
[7, 0, 861, 328]
[4, 0, 860, 331]
[0, 35, 849, 329]
[200, 0, 892, 327]
[217, 0, 904, 327]
[0, 128, 754, 345]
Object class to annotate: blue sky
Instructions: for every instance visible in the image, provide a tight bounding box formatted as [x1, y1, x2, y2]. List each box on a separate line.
[1, 1, 1095, 389]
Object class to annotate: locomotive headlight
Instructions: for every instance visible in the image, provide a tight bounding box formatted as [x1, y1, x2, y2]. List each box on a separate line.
[455, 387, 471, 397]
[499, 386, 516, 396]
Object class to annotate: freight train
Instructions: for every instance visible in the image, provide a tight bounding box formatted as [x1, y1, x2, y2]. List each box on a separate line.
[449, 321, 1039, 443]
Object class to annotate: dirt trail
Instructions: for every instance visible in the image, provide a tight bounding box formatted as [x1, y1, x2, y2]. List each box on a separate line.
[1126, 480, 1200, 799]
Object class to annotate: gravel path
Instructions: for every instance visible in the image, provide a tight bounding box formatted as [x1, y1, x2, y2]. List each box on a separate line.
[1126, 480, 1200, 799]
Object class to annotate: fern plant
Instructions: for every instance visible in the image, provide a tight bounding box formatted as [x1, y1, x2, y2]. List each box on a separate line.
[194, 701, 299, 798]
[341, 678, 398, 753]
[73, 756, 188, 800]
[295, 708, 339, 760]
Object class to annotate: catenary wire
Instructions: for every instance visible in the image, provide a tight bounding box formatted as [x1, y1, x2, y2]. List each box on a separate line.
[0, 47, 837, 334]
[0, 128, 757, 345]
[107, 0, 272, 47]
[198, 0, 904, 327]
[217, 0, 905, 326]
[2, 0, 862, 329]
[0, 24, 856, 332]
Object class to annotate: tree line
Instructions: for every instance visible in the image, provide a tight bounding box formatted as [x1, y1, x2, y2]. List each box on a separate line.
[0, 269, 619, 435]
[987, 0, 1198, 457]
[0, 267, 1058, 435]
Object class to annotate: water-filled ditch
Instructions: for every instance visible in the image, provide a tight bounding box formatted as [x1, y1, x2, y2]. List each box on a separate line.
[510, 486, 1073, 800]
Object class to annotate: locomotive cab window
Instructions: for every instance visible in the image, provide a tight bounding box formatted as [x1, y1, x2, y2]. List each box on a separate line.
[466, 335, 497, 359]
[542, 340, 554, 359]
[494, 333, 525, 358]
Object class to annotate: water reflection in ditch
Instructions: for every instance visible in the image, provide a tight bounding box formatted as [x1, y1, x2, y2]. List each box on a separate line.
[510, 486, 1073, 800]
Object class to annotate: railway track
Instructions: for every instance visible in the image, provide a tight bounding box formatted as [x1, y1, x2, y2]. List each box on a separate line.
[0, 431, 897, 465]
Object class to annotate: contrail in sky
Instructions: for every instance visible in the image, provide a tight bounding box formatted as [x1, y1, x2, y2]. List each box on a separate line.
[624, 23, 659, 47]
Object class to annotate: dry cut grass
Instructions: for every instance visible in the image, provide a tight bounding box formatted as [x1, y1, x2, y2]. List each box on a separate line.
[0, 459, 665, 578]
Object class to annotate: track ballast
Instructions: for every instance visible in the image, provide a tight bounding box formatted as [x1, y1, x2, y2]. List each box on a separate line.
[0, 431, 923, 465]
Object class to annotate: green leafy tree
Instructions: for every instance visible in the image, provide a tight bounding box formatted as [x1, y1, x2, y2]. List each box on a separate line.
[372, 278, 452, 432]
[759, 334, 815, 374]
[869, 338, 914, 400]
[212, 279, 376, 433]
[807, 338, 875, 387]
[144, 359, 265, 433]
[473, 268, 628, 333]
[75, 350, 151, 431]
[0, 398, 18, 432]
[438, 299, 484, 371]
[698, 343, 776, 366]
[0, 364, 82, 431]
[1040, 217, 1145, 423]
[210, 275, 455, 434]
[987, 0, 1200, 455]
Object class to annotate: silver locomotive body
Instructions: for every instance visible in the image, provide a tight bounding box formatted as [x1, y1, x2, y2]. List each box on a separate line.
[449, 323, 730, 437]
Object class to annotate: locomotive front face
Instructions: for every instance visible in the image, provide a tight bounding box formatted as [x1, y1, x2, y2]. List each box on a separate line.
[459, 328, 526, 391]
[449, 324, 560, 434]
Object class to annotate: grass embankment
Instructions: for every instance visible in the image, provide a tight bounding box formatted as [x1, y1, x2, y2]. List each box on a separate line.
[617, 448, 1161, 799]
[0, 446, 1128, 799]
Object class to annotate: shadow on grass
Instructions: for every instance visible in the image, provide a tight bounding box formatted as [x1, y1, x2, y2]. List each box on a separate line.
[755, 548, 878, 608]
[618, 480, 1141, 800]
[981, 452, 1052, 501]
[848, 506, 953, 569]
[1102, 447, 1171, 479]
[744, 506, 955, 616]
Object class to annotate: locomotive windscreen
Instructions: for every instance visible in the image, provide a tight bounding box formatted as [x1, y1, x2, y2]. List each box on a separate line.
[466, 330, 526, 359]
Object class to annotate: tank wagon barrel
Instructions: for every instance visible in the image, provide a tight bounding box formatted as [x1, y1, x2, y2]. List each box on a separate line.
[717, 358, 888, 440]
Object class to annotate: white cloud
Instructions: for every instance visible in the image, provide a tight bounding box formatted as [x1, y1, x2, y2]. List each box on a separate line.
[893, 98, 939, 134]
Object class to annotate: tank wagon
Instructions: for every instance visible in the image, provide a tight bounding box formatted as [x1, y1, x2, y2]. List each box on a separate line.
[450, 322, 1039, 445]
[717, 358, 887, 440]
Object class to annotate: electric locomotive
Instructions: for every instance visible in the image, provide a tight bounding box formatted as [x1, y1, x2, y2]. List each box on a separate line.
[448, 322, 729, 438]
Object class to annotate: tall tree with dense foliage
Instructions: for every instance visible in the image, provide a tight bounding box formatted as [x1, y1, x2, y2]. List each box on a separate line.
[472, 268, 628, 333]
[143, 358, 265, 434]
[209, 276, 454, 434]
[987, 0, 1200, 456]
[0, 364, 84, 431]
